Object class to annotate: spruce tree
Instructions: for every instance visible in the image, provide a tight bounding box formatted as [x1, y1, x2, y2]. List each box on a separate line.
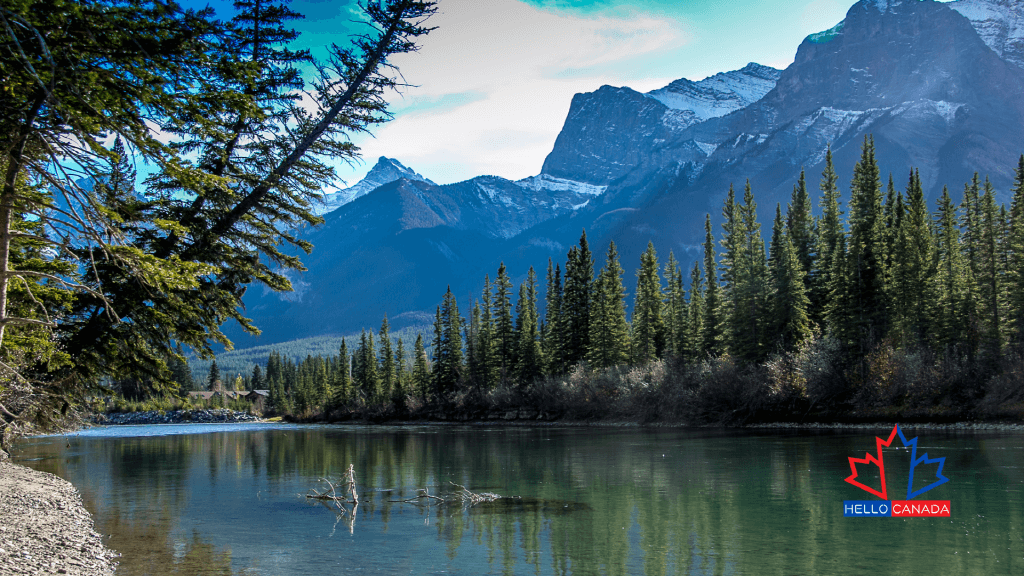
[563, 231, 594, 367]
[842, 136, 886, 350]
[663, 251, 688, 357]
[250, 365, 264, 391]
[438, 287, 464, 395]
[208, 360, 222, 392]
[493, 264, 515, 381]
[1008, 156, 1024, 343]
[431, 307, 443, 397]
[701, 215, 725, 356]
[359, 330, 380, 404]
[587, 241, 630, 369]
[632, 242, 665, 363]
[467, 302, 482, 387]
[720, 184, 740, 302]
[687, 261, 705, 362]
[979, 178, 1004, 355]
[379, 315, 395, 405]
[514, 267, 543, 385]
[815, 145, 844, 329]
[787, 170, 816, 297]
[933, 188, 971, 351]
[478, 275, 496, 389]
[412, 333, 430, 400]
[543, 260, 565, 375]
[393, 338, 407, 410]
[890, 170, 934, 345]
[333, 338, 352, 407]
[769, 205, 811, 352]
[727, 181, 769, 361]
[883, 173, 899, 291]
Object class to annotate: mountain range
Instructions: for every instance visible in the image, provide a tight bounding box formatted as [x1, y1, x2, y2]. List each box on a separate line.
[231, 0, 1024, 347]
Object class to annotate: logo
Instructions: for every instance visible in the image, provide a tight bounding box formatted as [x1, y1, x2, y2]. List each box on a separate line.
[843, 425, 950, 517]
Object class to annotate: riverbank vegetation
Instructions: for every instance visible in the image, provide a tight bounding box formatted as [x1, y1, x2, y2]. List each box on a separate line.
[248, 139, 1024, 425]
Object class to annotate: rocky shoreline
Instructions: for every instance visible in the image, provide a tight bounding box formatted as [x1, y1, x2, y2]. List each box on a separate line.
[0, 461, 118, 576]
[92, 408, 261, 426]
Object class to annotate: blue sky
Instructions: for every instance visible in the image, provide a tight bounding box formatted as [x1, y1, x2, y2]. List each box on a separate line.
[207, 0, 950, 188]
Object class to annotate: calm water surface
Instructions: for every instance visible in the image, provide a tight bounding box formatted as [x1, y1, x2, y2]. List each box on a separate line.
[10, 424, 1024, 575]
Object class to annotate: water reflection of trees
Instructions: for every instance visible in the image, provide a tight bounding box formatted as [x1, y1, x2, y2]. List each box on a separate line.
[17, 427, 1024, 575]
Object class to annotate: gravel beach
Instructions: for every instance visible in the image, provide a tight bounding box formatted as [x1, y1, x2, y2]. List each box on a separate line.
[0, 461, 118, 576]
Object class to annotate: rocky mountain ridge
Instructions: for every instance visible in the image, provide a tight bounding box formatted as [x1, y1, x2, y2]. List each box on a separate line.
[234, 0, 1024, 346]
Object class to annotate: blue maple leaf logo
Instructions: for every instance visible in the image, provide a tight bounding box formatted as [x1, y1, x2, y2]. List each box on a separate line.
[895, 426, 949, 500]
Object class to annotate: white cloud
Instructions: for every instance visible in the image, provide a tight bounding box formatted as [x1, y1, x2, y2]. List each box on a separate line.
[336, 0, 690, 186]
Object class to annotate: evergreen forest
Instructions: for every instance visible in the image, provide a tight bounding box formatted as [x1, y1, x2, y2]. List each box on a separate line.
[248, 137, 1024, 424]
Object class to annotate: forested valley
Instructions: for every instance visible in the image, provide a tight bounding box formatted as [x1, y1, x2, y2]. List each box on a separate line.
[217, 138, 1024, 425]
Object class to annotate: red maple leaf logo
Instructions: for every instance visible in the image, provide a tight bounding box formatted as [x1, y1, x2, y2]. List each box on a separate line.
[845, 425, 899, 499]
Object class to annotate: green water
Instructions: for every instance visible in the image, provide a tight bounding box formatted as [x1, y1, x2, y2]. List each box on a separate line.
[10, 424, 1024, 575]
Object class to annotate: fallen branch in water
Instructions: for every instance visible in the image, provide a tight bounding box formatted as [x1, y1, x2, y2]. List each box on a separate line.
[449, 482, 501, 504]
[389, 481, 502, 506]
[306, 464, 359, 510]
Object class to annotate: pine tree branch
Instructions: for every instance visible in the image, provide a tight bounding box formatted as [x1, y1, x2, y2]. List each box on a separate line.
[188, 0, 428, 256]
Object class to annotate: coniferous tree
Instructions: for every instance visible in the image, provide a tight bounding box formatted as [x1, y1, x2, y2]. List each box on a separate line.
[467, 301, 482, 387]
[543, 260, 565, 375]
[769, 205, 811, 352]
[563, 231, 594, 367]
[168, 346, 196, 391]
[727, 181, 769, 361]
[962, 174, 983, 280]
[313, 355, 330, 410]
[208, 360, 222, 392]
[431, 307, 443, 397]
[436, 287, 464, 395]
[816, 145, 844, 329]
[687, 261, 705, 361]
[333, 338, 352, 407]
[379, 315, 395, 404]
[979, 178, 1004, 354]
[493, 264, 515, 381]
[882, 172, 899, 289]
[702, 215, 725, 356]
[1008, 156, 1024, 343]
[478, 275, 496, 389]
[412, 333, 430, 400]
[632, 242, 665, 363]
[890, 170, 934, 345]
[393, 338, 407, 410]
[356, 329, 379, 404]
[788, 170, 816, 298]
[587, 241, 630, 369]
[933, 188, 971, 351]
[250, 365, 264, 391]
[720, 184, 740, 303]
[842, 136, 886, 350]
[514, 267, 542, 385]
[663, 251, 688, 357]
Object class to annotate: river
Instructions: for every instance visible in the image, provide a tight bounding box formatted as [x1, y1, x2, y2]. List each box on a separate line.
[10, 423, 1024, 575]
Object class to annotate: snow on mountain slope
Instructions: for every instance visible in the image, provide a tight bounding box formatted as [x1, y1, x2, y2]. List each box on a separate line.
[316, 156, 435, 215]
[951, 0, 1024, 69]
[645, 63, 781, 122]
[516, 174, 607, 196]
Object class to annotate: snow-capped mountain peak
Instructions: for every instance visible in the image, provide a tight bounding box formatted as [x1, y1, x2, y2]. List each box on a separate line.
[317, 156, 435, 215]
[645, 62, 781, 122]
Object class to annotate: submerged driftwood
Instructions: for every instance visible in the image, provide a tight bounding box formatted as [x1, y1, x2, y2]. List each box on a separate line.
[305, 464, 503, 513]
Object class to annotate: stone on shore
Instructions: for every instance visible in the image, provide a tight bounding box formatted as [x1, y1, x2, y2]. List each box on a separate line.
[0, 461, 118, 576]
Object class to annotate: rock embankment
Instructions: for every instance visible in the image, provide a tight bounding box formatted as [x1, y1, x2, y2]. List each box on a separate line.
[0, 461, 118, 576]
[93, 409, 260, 425]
